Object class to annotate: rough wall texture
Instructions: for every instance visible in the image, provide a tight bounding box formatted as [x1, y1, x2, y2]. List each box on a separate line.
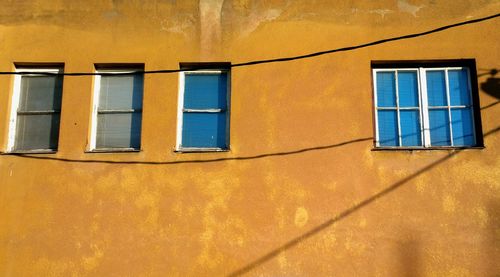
[0, 0, 499, 276]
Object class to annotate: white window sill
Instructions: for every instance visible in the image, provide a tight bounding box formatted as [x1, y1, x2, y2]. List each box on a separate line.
[174, 147, 229, 153]
[1, 149, 57, 154]
[372, 146, 484, 151]
[85, 148, 141, 153]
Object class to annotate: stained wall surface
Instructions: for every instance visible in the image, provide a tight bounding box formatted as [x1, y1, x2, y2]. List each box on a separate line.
[0, 1, 499, 276]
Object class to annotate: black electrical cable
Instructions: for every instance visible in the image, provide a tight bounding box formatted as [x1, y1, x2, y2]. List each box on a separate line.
[0, 12, 498, 76]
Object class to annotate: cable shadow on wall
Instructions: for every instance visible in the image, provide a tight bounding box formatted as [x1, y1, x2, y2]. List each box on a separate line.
[5, 137, 373, 165]
[227, 125, 500, 277]
[7, 97, 497, 165]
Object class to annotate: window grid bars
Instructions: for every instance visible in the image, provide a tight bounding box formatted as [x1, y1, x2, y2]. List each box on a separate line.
[466, 68, 477, 145]
[424, 68, 475, 146]
[176, 69, 230, 151]
[444, 69, 454, 146]
[416, 69, 425, 146]
[418, 68, 431, 146]
[374, 69, 422, 147]
[374, 67, 475, 148]
[394, 71, 402, 146]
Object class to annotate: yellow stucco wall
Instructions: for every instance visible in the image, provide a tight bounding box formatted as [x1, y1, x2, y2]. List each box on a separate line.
[0, 0, 499, 276]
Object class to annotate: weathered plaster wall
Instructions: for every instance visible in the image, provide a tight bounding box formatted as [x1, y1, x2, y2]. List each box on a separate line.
[0, 0, 499, 276]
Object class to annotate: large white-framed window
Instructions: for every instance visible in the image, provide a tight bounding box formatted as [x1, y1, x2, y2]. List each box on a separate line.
[7, 66, 64, 153]
[373, 63, 481, 148]
[176, 68, 230, 152]
[89, 67, 144, 152]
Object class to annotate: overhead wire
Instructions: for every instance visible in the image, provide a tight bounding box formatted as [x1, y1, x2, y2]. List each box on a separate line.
[0, 12, 498, 76]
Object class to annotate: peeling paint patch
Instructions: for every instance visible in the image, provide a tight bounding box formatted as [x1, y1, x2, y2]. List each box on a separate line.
[239, 8, 282, 38]
[398, 0, 424, 17]
[158, 14, 196, 35]
[294, 207, 308, 227]
[369, 9, 394, 18]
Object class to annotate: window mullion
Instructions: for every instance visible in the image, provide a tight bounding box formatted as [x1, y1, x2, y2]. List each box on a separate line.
[465, 67, 477, 145]
[419, 68, 431, 147]
[373, 70, 380, 147]
[17, 110, 59, 115]
[416, 69, 424, 146]
[444, 69, 454, 146]
[395, 71, 402, 146]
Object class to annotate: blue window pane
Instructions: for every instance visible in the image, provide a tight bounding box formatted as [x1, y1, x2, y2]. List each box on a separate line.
[429, 109, 451, 146]
[451, 108, 474, 146]
[398, 71, 419, 107]
[376, 72, 396, 107]
[400, 110, 421, 146]
[448, 69, 470, 106]
[427, 71, 447, 106]
[377, 110, 398, 146]
[184, 73, 227, 109]
[182, 112, 227, 148]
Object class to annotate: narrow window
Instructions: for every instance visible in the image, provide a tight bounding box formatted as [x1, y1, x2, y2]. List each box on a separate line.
[372, 61, 482, 148]
[7, 66, 64, 152]
[176, 66, 230, 151]
[89, 66, 143, 151]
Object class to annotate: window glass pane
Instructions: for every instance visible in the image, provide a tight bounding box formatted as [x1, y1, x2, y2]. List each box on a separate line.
[377, 110, 398, 146]
[376, 72, 396, 107]
[99, 75, 143, 110]
[398, 71, 419, 107]
[451, 108, 474, 146]
[96, 113, 141, 149]
[448, 69, 470, 106]
[426, 70, 447, 106]
[429, 109, 451, 146]
[15, 114, 60, 150]
[182, 112, 227, 148]
[400, 110, 421, 146]
[184, 73, 227, 109]
[19, 76, 63, 111]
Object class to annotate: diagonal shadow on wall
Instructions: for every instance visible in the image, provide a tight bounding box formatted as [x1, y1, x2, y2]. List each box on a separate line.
[227, 125, 500, 277]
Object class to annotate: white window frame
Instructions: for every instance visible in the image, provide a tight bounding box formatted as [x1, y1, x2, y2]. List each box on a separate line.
[176, 69, 231, 152]
[373, 66, 476, 148]
[7, 67, 63, 153]
[89, 68, 143, 152]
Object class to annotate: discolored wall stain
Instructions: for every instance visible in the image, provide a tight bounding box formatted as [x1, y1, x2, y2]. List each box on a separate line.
[0, 1, 499, 276]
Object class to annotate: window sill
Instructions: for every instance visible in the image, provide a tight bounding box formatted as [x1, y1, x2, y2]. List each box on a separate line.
[1, 149, 57, 154]
[174, 147, 229, 153]
[85, 148, 141, 153]
[372, 146, 485, 151]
